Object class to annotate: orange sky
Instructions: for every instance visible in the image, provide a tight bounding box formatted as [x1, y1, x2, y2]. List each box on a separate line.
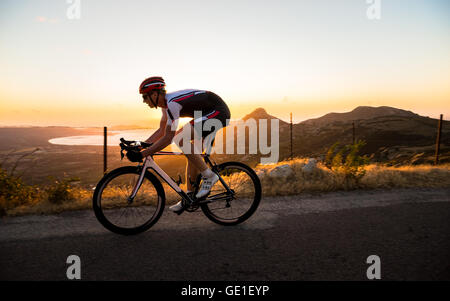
[1, 0, 449, 126]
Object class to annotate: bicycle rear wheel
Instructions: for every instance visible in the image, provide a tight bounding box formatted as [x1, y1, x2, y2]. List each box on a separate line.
[93, 166, 165, 235]
[199, 161, 261, 226]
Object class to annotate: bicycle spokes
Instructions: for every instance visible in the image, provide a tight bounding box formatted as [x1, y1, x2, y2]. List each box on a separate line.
[202, 165, 258, 222]
[96, 171, 162, 231]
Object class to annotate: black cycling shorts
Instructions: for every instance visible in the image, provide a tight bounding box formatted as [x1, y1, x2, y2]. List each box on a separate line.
[189, 106, 230, 139]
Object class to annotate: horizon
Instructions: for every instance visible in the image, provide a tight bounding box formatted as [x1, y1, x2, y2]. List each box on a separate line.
[0, 104, 447, 128]
[1, 0, 449, 127]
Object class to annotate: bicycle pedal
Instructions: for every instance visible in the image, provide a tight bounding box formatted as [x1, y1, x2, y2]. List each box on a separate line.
[175, 208, 185, 216]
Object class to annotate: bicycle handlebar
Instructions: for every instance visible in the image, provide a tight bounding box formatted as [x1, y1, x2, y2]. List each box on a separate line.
[119, 137, 211, 162]
[119, 137, 153, 161]
[119, 138, 152, 150]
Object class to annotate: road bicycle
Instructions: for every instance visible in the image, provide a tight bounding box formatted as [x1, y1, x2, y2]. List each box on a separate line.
[93, 138, 262, 235]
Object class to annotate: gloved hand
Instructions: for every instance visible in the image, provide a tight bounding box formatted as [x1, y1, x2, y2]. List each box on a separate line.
[126, 150, 143, 162]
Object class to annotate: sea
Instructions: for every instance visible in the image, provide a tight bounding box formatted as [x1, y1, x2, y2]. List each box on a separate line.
[48, 129, 157, 146]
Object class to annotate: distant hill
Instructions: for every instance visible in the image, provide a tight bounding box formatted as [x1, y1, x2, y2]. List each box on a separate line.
[242, 108, 289, 126]
[301, 106, 419, 127]
[233, 106, 449, 165]
[1, 106, 448, 166]
[0, 127, 101, 151]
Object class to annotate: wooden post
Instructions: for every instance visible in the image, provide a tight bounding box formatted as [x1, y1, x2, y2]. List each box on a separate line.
[103, 126, 107, 173]
[290, 112, 293, 159]
[434, 114, 443, 165]
[352, 121, 355, 144]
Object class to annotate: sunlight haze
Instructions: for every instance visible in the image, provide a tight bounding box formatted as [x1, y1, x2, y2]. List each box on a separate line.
[0, 0, 449, 126]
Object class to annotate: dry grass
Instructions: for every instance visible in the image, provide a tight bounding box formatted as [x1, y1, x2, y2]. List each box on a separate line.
[360, 164, 450, 189]
[7, 182, 189, 217]
[255, 158, 450, 196]
[8, 187, 93, 216]
[5, 159, 450, 217]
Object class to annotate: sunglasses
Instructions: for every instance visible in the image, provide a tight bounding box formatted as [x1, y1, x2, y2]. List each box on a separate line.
[143, 90, 165, 101]
[143, 93, 158, 108]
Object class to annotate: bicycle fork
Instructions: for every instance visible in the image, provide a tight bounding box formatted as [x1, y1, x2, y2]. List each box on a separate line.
[128, 165, 146, 203]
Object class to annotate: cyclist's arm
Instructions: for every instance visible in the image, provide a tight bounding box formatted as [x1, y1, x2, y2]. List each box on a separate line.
[141, 124, 175, 157]
[144, 110, 167, 144]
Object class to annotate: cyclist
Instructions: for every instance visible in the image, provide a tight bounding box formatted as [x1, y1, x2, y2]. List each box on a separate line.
[127, 76, 231, 212]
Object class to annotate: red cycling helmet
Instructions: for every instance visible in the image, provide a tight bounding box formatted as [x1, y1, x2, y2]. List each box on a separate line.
[139, 76, 166, 94]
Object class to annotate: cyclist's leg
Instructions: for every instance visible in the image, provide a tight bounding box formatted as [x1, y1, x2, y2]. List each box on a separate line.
[169, 125, 207, 212]
[186, 158, 199, 192]
[191, 110, 229, 198]
[176, 109, 229, 198]
[176, 123, 209, 191]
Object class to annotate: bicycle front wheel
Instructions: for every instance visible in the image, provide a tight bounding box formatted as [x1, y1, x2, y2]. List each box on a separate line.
[93, 166, 165, 235]
[200, 161, 262, 226]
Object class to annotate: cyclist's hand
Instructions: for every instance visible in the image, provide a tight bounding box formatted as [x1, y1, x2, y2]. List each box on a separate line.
[126, 150, 143, 162]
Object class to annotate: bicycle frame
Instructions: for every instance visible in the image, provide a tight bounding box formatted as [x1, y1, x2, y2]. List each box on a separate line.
[127, 151, 187, 203]
[128, 150, 232, 205]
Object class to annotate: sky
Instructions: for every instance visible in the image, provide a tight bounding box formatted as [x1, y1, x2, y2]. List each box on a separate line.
[0, 0, 449, 127]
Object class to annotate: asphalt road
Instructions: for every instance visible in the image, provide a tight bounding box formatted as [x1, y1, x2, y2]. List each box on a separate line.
[1, 188, 449, 281]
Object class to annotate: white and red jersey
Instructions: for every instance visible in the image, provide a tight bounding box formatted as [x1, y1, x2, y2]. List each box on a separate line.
[163, 89, 228, 127]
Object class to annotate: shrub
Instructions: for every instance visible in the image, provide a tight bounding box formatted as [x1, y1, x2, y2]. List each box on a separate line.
[324, 140, 370, 188]
[0, 167, 40, 216]
[45, 176, 80, 205]
[0, 149, 43, 215]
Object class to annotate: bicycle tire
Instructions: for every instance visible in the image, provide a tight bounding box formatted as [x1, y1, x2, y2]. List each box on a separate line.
[93, 166, 165, 235]
[199, 161, 262, 226]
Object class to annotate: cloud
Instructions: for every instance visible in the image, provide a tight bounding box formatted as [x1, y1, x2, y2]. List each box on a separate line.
[35, 16, 59, 24]
[81, 49, 93, 56]
[36, 16, 47, 23]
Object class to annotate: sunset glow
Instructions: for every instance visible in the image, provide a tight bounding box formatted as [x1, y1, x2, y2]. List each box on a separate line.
[0, 0, 449, 127]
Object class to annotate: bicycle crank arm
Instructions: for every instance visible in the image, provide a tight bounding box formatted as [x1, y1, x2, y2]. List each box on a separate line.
[203, 192, 234, 203]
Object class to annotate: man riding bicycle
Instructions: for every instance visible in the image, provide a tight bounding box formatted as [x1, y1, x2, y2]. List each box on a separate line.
[127, 76, 231, 213]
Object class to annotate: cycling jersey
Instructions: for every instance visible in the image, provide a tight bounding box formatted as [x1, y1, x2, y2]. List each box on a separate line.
[163, 89, 230, 128]
[162, 89, 230, 142]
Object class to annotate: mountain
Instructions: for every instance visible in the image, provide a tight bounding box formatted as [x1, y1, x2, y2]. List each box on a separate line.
[242, 107, 289, 126]
[230, 106, 449, 165]
[302, 106, 419, 127]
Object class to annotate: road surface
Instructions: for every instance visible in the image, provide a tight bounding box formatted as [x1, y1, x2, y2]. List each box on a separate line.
[1, 188, 449, 280]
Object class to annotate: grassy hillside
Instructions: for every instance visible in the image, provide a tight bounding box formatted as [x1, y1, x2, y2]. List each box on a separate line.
[237, 106, 450, 164]
[0, 106, 449, 216]
[3, 157, 449, 217]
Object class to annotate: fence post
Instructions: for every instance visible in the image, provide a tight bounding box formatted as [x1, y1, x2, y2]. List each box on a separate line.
[290, 112, 293, 159]
[103, 126, 107, 173]
[352, 121, 355, 144]
[434, 114, 443, 165]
